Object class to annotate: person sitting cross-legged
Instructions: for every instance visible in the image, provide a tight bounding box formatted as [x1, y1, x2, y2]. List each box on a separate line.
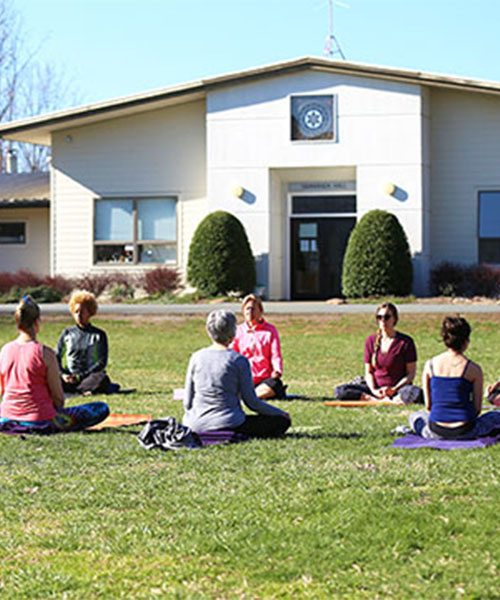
[409, 316, 500, 440]
[56, 290, 116, 396]
[335, 302, 423, 405]
[231, 294, 286, 400]
[0, 296, 109, 433]
[183, 309, 291, 439]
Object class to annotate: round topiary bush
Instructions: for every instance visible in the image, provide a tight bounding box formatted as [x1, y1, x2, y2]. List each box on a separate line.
[341, 209, 413, 297]
[187, 211, 256, 296]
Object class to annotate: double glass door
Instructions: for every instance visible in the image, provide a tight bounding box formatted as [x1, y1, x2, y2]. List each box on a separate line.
[289, 194, 356, 300]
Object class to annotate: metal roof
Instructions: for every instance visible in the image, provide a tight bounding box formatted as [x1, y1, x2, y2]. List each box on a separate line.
[2, 55, 500, 146]
[0, 173, 50, 207]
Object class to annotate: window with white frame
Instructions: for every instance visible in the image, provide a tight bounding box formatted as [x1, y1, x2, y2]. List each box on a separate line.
[0, 221, 26, 244]
[94, 197, 177, 264]
[478, 191, 500, 263]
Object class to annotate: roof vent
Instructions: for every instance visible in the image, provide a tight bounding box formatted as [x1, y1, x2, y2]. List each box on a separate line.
[6, 149, 18, 174]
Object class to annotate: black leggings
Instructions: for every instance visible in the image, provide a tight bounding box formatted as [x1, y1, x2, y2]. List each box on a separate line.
[429, 421, 474, 439]
[62, 371, 110, 395]
[233, 415, 290, 438]
[335, 380, 423, 404]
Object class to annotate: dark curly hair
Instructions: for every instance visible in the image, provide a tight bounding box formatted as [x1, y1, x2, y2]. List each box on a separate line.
[441, 316, 471, 351]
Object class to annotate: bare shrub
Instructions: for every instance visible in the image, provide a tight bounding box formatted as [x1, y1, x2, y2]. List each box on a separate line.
[142, 267, 180, 296]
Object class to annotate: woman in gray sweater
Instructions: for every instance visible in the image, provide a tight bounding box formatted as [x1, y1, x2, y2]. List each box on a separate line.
[183, 310, 291, 437]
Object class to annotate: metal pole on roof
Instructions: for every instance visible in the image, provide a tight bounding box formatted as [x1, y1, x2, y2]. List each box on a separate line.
[323, 0, 347, 60]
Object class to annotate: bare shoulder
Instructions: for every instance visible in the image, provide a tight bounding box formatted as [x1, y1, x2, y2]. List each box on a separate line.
[427, 352, 446, 368]
[42, 345, 57, 362]
[467, 360, 483, 378]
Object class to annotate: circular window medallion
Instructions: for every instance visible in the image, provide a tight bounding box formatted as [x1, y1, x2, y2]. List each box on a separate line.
[298, 101, 332, 138]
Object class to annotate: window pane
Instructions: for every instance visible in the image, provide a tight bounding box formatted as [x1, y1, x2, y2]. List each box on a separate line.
[139, 243, 176, 263]
[479, 191, 500, 238]
[479, 239, 500, 263]
[299, 223, 317, 238]
[292, 195, 356, 214]
[0, 222, 25, 244]
[95, 199, 133, 241]
[137, 198, 176, 241]
[95, 244, 134, 263]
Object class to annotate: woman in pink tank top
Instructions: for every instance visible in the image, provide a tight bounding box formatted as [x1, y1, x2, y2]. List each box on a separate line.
[0, 296, 109, 432]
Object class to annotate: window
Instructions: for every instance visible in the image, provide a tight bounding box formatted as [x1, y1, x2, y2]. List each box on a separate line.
[478, 191, 500, 263]
[291, 195, 356, 215]
[291, 95, 336, 141]
[0, 222, 26, 244]
[94, 197, 177, 264]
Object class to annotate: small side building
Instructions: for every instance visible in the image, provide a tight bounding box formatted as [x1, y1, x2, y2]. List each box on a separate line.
[0, 172, 50, 275]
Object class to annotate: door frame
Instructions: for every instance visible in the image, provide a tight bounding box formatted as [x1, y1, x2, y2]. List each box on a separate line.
[286, 190, 357, 299]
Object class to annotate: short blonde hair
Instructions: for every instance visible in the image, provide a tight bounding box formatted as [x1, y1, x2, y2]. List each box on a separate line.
[69, 290, 98, 317]
[14, 295, 40, 332]
[241, 293, 263, 313]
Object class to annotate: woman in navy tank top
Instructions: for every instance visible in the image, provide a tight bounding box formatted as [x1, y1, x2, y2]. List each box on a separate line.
[409, 316, 500, 439]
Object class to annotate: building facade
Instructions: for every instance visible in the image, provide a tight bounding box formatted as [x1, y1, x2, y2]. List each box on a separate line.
[1, 57, 500, 298]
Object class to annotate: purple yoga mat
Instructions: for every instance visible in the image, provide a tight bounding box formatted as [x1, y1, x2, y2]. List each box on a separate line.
[391, 433, 500, 450]
[196, 430, 249, 446]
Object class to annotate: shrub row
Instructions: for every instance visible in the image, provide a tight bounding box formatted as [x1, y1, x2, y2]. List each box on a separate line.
[0, 267, 180, 302]
[430, 262, 500, 298]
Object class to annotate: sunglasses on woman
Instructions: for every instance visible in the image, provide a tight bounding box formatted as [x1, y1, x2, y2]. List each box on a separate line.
[376, 313, 392, 321]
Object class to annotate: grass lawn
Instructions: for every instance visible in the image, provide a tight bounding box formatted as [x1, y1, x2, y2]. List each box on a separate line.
[1, 313, 499, 599]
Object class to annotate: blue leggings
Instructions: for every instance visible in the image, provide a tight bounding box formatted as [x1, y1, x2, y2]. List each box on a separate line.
[0, 401, 109, 434]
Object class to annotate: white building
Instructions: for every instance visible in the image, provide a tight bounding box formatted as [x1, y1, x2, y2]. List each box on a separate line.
[1, 56, 500, 299]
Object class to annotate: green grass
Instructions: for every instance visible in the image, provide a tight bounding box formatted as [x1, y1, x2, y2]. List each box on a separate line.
[1, 314, 499, 599]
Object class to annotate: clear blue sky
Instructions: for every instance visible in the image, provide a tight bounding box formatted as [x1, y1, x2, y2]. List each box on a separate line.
[16, 0, 500, 107]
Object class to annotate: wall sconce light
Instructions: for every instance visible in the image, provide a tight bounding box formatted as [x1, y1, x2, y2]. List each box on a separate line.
[65, 135, 73, 144]
[232, 186, 244, 199]
[383, 182, 396, 196]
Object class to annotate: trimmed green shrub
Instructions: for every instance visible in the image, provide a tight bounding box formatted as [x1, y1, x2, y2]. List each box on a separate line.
[341, 210, 413, 297]
[187, 211, 256, 296]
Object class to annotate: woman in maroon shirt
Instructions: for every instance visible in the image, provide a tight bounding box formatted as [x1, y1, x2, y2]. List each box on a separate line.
[335, 303, 423, 404]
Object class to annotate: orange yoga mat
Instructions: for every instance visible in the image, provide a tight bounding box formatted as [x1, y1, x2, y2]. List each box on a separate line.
[324, 399, 403, 407]
[89, 413, 152, 430]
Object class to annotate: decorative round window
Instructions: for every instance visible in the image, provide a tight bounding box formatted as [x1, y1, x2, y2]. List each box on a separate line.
[291, 95, 335, 141]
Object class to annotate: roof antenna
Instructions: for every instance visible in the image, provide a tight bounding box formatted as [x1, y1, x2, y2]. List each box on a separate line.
[323, 0, 348, 60]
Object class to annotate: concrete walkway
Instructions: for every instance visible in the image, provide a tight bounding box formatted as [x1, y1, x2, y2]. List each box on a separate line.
[2, 301, 500, 316]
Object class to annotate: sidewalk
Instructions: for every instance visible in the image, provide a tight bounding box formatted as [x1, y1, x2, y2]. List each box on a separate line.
[2, 301, 500, 316]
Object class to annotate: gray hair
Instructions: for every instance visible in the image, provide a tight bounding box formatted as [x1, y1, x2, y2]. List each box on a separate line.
[206, 309, 237, 345]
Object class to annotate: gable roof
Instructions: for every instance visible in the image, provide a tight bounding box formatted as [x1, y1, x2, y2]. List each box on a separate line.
[2, 55, 500, 146]
[0, 173, 50, 208]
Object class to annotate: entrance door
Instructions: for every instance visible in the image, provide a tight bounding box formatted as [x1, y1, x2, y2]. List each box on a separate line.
[291, 217, 355, 299]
